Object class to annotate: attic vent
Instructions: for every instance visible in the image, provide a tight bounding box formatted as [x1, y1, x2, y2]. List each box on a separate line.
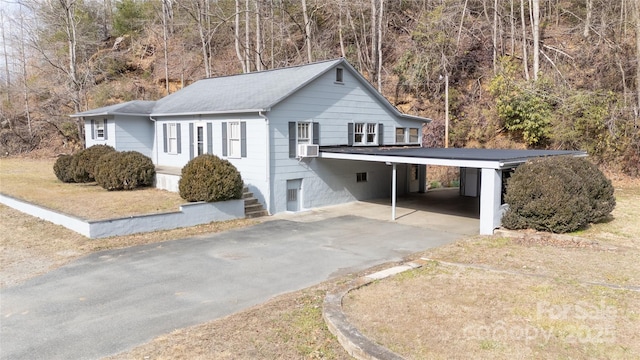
[336, 68, 344, 83]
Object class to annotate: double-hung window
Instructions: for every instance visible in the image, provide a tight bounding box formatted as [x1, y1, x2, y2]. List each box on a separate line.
[91, 119, 106, 140]
[353, 122, 378, 145]
[228, 122, 241, 158]
[297, 122, 311, 145]
[168, 123, 178, 154]
[409, 128, 419, 143]
[395, 128, 406, 143]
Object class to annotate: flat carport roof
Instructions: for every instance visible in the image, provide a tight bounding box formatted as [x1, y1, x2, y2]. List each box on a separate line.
[318, 146, 587, 235]
[319, 146, 586, 169]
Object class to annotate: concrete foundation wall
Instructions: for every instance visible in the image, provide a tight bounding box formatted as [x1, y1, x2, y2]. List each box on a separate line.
[0, 194, 244, 239]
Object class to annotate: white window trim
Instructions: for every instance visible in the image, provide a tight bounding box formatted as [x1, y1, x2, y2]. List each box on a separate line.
[194, 122, 207, 156]
[395, 127, 406, 144]
[354, 122, 378, 145]
[409, 127, 420, 143]
[95, 119, 105, 140]
[228, 121, 241, 158]
[167, 123, 178, 154]
[297, 121, 312, 145]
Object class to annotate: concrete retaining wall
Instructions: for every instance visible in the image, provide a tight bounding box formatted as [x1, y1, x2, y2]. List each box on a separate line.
[0, 193, 244, 239]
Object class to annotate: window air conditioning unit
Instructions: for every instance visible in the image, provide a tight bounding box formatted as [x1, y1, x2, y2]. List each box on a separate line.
[298, 144, 319, 158]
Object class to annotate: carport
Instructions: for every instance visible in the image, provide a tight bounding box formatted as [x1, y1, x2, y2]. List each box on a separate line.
[319, 147, 586, 235]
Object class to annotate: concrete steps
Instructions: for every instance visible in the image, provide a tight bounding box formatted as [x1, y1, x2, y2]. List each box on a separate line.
[243, 187, 269, 218]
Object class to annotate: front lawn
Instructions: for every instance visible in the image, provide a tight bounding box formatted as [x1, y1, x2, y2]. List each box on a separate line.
[0, 157, 185, 220]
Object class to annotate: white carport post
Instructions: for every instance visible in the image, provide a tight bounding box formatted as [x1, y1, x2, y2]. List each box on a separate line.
[479, 168, 503, 235]
[391, 163, 397, 220]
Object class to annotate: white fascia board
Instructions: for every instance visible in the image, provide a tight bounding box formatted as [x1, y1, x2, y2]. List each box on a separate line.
[150, 108, 268, 117]
[400, 114, 432, 123]
[319, 151, 502, 169]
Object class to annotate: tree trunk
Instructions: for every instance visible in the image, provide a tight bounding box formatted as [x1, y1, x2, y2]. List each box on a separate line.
[1, 10, 11, 103]
[493, 0, 498, 74]
[532, 0, 540, 80]
[377, 0, 384, 92]
[162, 0, 170, 94]
[584, 0, 592, 38]
[370, 0, 378, 84]
[338, 0, 346, 57]
[635, 0, 640, 109]
[520, 0, 530, 80]
[234, 0, 247, 73]
[245, 0, 251, 72]
[301, 0, 313, 63]
[255, 0, 263, 71]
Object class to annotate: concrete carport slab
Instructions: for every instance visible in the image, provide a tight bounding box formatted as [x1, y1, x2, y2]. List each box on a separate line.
[320, 147, 587, 235]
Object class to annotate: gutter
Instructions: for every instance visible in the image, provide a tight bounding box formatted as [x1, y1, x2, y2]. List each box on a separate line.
[150, 108, 269, 117]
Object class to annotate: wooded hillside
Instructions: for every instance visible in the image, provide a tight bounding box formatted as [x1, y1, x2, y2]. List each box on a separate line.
[1, 0, 638, 175]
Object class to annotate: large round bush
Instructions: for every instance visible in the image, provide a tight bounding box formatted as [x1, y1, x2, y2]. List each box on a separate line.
[560, 157, 615, 223]
[179, 154, 243, 202]
[502, 157, 591, 233]
[71, 144, 116, 183]
[94, 151, 155, 190]
[53, 154, 75, 183]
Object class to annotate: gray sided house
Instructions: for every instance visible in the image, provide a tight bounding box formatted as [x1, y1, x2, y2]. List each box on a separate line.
[72, 58, 430, 216]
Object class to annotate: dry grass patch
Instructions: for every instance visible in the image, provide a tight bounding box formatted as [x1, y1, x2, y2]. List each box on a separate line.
[108, 285, 351, 360]
[344, 262, 639, 359]
[0, 157, 184, 219]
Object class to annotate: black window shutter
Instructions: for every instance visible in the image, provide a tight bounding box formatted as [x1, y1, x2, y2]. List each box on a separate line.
[240, 122, 247, 157]
[187, 123, 193, 158]
[163, 123, 167, 152]
[221, 122, 228, 156]
[103, 119, 108, 140]
[313, 122, 319, 145]
[289, 122, 296, 158]
[378, 123, 384, 145]
[347, 123, 353, 146]
[91, 119, 95, 140]
[207, 123, 213, 154]
[176, 124, 182, 153]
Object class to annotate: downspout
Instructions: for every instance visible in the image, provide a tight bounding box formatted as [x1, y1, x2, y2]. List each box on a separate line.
[150, 116, 158, 165]
[258, 110, 271, 214]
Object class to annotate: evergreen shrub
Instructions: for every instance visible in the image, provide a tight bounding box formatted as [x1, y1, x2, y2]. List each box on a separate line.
[179, 154, 243, 202]
[53, 154, 75, 183]
[71, 145, 116, 183]
[502, 156, 615, 233]
[94, 151, 155, 190]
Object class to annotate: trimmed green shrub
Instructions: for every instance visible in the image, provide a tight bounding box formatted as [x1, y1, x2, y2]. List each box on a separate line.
[53, 155, 75, 183]
[561, 157, 616, 223]
[94, 151, 155, 190]
[502, 156, 616, 233]
[179, 154, 243, 202]
[71, 145, 116, 183]
[503, 158, 587, 233]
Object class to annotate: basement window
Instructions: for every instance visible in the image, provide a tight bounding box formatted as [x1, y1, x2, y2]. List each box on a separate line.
[356, 172, 368, 183]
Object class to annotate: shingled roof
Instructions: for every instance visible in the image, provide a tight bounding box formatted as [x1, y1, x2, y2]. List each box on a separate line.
[72, 58, 429, 122]
[71, 100, 156, 117]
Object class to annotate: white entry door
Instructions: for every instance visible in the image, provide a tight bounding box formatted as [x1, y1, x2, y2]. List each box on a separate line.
[194, 124, 206, 156]
[286, 179, 302, 212]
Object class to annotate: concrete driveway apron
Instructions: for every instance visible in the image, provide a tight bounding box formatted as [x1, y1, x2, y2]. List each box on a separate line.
[1, 214, 465, 360]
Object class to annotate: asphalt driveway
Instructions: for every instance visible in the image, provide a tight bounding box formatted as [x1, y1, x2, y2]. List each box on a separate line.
[1, 212, 465, 359]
